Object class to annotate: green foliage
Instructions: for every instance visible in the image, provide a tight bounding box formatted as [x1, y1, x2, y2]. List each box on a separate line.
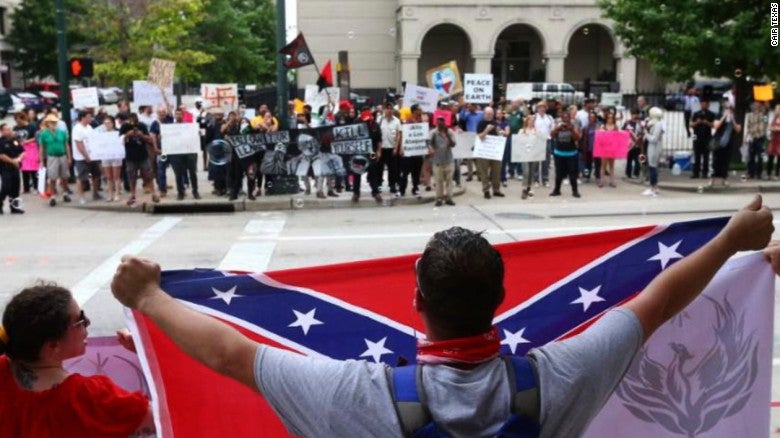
[7, 0, 89, 80]
[599, 0, 778, 82]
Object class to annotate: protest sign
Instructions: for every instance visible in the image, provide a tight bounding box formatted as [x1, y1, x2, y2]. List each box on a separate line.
[464, 74, 493, 104]
[88, 131, 125, 161]
[506, 83, 532, 102]
[226, 134, 266, 159]
[402, 123, 429, 157]
[425, 61, 463, 97]
[71, 87, 99, 109]
[331, 123, 372, 155]
[452, 131, 475, 159]
[20, 139, 39, 171]
[148, 58, 176, 89]
[511, 132, 547, 162]
[403, 84, 439, 113]
[600, 92, 623, 107]
[201, 84, 239, 111]
[304, 85, 340, 113]
[593, 130, 631, 158]
[161, 123, 200, 155]
[473, 135, 505, 161]
[133, 81, 175, 106]
[433, 110, 453, 126]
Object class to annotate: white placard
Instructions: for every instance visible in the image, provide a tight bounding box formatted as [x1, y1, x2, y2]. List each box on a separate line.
[506, 83, 533, 102]
[71, 87, 99, 109]
[160, 123, 200, 155]
[600, 92, 623, 107]
[464, 74, 493, 104]
[452, 131, 475, 159]
[201, 83, 239, 111]
[304, 85, 340, 113]
[511, 132, 548, 162]
[242, 109, 256, 120]
[403, 84, 439, 113]
[473, 135, 506, 161]
[87, 131, 125, 161]
[402, 123, 430, 157]
[133, 81, 175, 106]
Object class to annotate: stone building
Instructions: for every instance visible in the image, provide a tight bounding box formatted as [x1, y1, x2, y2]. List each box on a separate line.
[296, 0, 664, 97]
[0, 0, 19, 89]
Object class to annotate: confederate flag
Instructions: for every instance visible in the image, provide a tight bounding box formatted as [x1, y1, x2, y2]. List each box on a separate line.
[279, 32, 315, 69]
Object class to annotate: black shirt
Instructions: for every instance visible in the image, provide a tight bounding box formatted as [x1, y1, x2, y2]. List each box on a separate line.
[0, 136, 24, 172]
[476, 119, 498, 136]
[691, 109, 716, 142]
[120, 122, 150, 162]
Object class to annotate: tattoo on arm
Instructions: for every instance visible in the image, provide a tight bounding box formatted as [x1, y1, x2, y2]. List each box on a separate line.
[12, 361, 37, 389]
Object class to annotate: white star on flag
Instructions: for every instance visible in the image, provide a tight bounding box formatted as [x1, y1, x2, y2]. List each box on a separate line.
[500, 328, 531, 354]
[288, 308, 324, 335]
[360, 337, 393, 363]
[648, 240, 683, 269]
[209, 286, 243, 305]
[571, 285, 606, 312]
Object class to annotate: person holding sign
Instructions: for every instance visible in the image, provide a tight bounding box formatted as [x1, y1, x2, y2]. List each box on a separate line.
[475, 107, 505, 199]
[120, 113, 160, 207]
[38, 114, 72, 206]
[599, 112, 620, 188]
[549, 111, 582, 198]
[518, 115, 537, 200]
[398, 105, 425, 197]
[167, 109, 201, 201]
[95, 116, 123, 202]
[429, 115, 456, 206]
[71, 111, 102, 205]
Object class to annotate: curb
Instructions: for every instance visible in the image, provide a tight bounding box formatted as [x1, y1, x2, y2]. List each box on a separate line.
[621, 177, 780, 194]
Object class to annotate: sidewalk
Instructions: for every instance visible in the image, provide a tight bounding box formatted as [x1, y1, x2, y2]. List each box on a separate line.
[623, 167, 780, 194]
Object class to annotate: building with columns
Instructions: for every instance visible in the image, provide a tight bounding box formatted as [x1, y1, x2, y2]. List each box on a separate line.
[296, 0, 664, 97]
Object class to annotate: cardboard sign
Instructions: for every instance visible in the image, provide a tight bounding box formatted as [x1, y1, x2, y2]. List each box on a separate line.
[425, 61, 463, 97]
[593, 130, 631, 158]
[201, 83, 239, 111]
[160, 123, 200, 155]
[453, 132, 475, 159]
[20, 139, 39, 171]
[71, 87, 99, 109]
[403, 84, 439, 113]
[226, 134, 266, 159]
[600, 92, 623, 107]
[464, 74, 493, 104]
[511, 132, 547, 162]
[88, 131, 125, 161]
[331, 123, 371, 155]
[402, 123, 430, 157]
[304, 85, 340, 113]
[433, 110, 453, 126]
[148, 58, 176, 89]
[473, 135, 506, 161]
[506, 83, 532, 102]
[133, 81, 174, 106]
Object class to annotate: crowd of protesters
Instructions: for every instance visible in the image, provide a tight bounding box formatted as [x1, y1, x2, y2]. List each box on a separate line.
[0, 87, 777, 213]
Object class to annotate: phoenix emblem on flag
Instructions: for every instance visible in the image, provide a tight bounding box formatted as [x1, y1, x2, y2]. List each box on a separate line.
[615, 295, 759, 437]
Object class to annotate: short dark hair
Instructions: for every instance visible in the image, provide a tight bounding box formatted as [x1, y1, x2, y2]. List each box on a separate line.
[1, 282, 73, 361]
[417, 227, 505, 338]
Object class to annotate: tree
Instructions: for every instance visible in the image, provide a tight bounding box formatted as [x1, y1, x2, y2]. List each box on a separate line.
[87, 0, 214, 88]
[599, 0, 778, 82]
[7, 0, 89, 80]
[192, 0, 276, 84]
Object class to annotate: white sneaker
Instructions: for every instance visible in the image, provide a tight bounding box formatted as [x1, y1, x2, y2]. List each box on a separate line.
[79, 198, 87, 205]
[641, 189, 654, 196]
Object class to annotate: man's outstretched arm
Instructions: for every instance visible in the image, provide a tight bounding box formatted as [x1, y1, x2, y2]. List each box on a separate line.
[625, 195, 773, 340]
[111, 258, 260, 392]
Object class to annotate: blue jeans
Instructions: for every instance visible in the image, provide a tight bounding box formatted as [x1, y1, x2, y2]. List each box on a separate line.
[747, 138, 766, 179]
[649, 166, 658, 187]
[156, 155, 169, 192]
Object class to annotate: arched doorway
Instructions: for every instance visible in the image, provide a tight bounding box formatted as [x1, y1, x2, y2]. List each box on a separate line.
[492, 24, 545, 87]
[564, 24, 615, 86]
[418, 24, 472, 86]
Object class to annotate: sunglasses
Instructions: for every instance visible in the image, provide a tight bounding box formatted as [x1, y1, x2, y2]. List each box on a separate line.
[71, 310, 90, 329]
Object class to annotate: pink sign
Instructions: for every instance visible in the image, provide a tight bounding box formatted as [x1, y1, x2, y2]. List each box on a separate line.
[64, 336, 150, 397]
[593, 130, 630, 158]
[20, 139, 39, 171]
[433, 110, 453, 126]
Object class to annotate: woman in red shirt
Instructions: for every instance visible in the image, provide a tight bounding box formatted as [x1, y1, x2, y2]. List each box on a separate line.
[0, 283, 152, 437]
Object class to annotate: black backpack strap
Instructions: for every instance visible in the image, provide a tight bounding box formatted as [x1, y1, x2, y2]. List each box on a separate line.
[502, 356, 540, 422]
[387, 365, 432, 437]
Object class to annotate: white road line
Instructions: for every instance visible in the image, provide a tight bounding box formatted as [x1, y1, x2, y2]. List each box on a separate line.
[218, 218, 287, 272]
[71, 217, 182, 305]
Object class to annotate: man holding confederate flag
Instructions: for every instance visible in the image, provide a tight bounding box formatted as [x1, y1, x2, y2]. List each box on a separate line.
[112, 196, 773, 437]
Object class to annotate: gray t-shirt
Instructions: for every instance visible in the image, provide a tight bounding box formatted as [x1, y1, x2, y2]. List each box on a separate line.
[254, 307, 643, 438]
[429, 128, 455, 165]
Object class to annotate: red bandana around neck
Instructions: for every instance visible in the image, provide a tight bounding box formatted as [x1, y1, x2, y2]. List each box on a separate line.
[416, 326, 501, 365]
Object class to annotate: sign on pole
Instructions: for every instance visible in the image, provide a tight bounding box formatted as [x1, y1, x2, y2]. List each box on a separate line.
[452, 132, 475, 159]
[304, 85, 340, 113]
[506, 83, 533, 102]
[403, 84, 440, 113]
[464, 74, 493, 104]
[401, 123, 430, 157]
[87, 131, 125, 161]
[425, 61, 463, 98]
[600, 92, 623, 107]
[161, 123, 201, 155]
[511, 132, 547, 162]
[71, 87, 99, 109]
[133, 81, 175, 106]
[148, 58, 176, 89]
[472, 135, 505, 161]
[201, 84, 239, 112]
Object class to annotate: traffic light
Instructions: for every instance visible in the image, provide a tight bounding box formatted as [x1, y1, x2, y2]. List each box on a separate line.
[69, 57, 93, 78]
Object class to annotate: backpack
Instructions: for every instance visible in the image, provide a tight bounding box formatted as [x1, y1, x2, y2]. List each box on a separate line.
[388, 356, 541, 438]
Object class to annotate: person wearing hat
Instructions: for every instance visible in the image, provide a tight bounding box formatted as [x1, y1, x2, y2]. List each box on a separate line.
[429, 115, 456, 206]
[38, 113, 72, 206]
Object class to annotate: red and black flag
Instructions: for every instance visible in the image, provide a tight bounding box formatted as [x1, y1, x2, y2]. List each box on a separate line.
[279, 33, 315, 69]
[316, 60, 334, 92]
